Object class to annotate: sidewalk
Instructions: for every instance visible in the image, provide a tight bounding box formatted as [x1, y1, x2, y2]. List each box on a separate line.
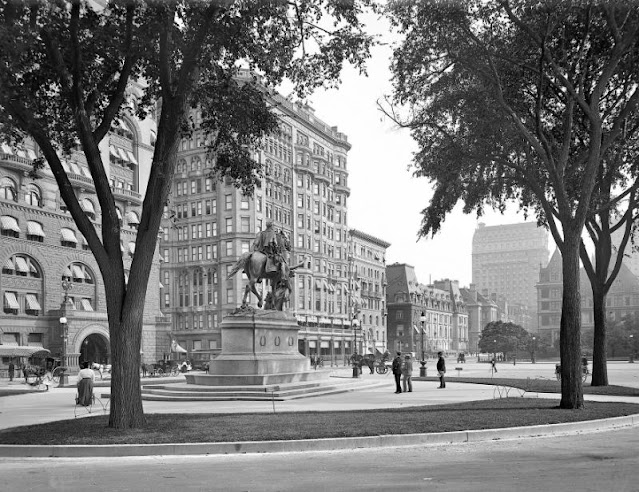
[1, 367, 639, 457]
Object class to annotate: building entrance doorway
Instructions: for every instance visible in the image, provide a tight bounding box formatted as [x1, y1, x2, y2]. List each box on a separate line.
[80, 333, 109, 365]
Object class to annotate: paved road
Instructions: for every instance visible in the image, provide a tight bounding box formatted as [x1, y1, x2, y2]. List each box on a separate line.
[1, 426, 638, 491]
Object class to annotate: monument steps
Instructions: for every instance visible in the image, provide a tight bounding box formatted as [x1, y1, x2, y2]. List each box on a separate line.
[139, 378, 388, 401]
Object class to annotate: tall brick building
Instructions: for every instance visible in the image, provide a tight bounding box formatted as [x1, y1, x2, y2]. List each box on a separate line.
[0, 84, 167, 375]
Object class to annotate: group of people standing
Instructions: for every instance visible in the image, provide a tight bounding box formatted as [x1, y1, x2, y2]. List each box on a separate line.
[391, 351, 447, 394]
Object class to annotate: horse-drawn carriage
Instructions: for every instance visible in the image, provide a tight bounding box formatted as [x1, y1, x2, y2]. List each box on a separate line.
[351, 351, 392, 374]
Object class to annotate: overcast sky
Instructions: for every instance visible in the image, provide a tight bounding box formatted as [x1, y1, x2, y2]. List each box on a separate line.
[296, 13, 535, 288]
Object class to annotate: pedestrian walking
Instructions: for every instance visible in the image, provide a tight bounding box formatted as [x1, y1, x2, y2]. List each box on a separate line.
[8, 360, 14, 381]
[402, 354, 413, 392]
[436, 351, 446, 389]
[491, 357, 498, 374]
[392, 351, 403, 394]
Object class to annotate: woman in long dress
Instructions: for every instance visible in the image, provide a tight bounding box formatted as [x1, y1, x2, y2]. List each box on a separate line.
[76, 361, 95, 406]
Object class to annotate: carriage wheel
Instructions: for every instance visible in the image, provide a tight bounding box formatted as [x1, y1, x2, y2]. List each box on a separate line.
[582, 370, 589, 382]
[375, 365, 385, 375]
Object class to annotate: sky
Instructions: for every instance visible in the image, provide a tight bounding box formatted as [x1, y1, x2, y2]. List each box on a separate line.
[293, 13, 536, 288]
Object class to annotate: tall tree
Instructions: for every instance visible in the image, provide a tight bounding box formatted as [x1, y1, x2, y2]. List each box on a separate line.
[0, 0, 374, 428]
[386, 1, 639, 408]
[580, 126, 639, 386]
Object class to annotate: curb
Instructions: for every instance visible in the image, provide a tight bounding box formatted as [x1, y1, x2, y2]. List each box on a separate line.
[1, 414, 637, 458]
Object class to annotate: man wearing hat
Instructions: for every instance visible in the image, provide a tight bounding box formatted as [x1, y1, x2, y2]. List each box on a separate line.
[391, 351, 403, 394]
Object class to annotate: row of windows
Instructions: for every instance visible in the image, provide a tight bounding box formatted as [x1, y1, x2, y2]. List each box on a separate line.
[2, 254, 95, 284]
[1, 178, 41, 206]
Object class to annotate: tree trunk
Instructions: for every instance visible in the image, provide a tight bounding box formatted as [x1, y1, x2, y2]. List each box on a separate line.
[559, 234, 584, 409]
[108, 314, 145, 428]
[590, 292, 609, 386]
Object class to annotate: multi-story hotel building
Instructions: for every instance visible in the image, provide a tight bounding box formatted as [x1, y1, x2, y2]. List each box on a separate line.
[385, 263, 463, 358]
[0, 85, 167, 374]
[160, 77, 371, 366]
[349, 229, 390, 356]
[472, 222, 550, 332]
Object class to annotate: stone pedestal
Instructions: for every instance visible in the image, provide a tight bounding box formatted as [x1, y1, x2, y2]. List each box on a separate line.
[185, 308, 326, 386]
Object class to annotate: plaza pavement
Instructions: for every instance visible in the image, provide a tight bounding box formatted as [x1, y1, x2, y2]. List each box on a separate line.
[1, 360, 639, 457]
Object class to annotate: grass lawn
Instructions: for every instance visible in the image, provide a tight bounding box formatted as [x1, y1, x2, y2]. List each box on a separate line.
[1, 397, 638, 446]
[420, 376, 639, 396]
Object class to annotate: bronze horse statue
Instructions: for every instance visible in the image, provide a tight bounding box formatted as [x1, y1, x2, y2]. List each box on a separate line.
[227, 233, 303, 309]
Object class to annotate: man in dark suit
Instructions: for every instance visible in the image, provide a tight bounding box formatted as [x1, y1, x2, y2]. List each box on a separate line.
[392, 352, 403, 394]
[437, 351, 446, 388]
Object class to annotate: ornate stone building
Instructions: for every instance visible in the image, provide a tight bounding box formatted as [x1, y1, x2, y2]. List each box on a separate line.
[0, 84, 167, 375]
[349, 229, 390, 356]
[386, 263, 465, 358]
[536, 250, 639, 346]
[160, 74, 367, 366]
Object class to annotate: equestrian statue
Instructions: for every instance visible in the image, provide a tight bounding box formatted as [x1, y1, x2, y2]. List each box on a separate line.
[227, 220, 304, 310]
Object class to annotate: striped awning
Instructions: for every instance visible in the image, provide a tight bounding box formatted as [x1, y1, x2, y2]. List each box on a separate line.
[81, 167, 92, 178]
[60, 228, 78, 243]
[26, 149, 37, 160]
[315, 280, 322, 290]
[81, 298, 93, 311]
[14, 256, 29, 273]
[25, 294, 41, 310]
[0, 216, 20, 233]
[61, 160, 71, 172]
[126, 211, 140, 224]
[4, 257, 14, 270]
[27, 221, 45, 237]
[322, 280, 329, 290]
[125, 150, 138, 165]
[69, 162, 82, 175]
[72, 265, 85, 279]
[109, 145, 119, 158]
[0, 143, 12, 154]
[81, 198, 95, 213]
[4, 292, 19, 309]
[128, 242, 135, 255]
[117, 147, 130, 162]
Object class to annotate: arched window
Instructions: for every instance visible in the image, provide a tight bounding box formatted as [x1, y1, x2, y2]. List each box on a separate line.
[3, 254, 41, 278]
[126, 210, 140, 229]
[1, 177, 17, 201]
[63, 262, 95, 284]
[191, 156, 201, 171]
[149, 130, 156, 147]
[24, 184, 41, 207]
[177, 159, 186, 174]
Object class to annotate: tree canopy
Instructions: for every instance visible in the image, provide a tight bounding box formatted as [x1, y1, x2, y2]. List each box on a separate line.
[0, 0, 375, 428]
[478, 321, 529, 358]
[386, 0, 639, 409]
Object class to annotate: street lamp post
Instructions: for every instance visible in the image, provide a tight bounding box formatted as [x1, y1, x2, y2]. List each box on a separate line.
[352, 317, 360, 378]
[532, 336, 536, 364]
[420, 312, 427, 377]
[59, 316, 68, 387]
[630, 334, 635, 363]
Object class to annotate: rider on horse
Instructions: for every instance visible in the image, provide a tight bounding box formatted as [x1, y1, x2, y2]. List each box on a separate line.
[252, 220, 287, 283]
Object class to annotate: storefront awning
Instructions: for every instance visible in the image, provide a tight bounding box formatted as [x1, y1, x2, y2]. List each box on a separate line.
[81, 198, 95, 213]
[14, 256, 29, 273]
[0, 346, 50, 358]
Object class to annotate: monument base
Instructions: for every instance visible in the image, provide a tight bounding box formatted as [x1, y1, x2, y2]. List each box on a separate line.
[185, 308, 327, 387]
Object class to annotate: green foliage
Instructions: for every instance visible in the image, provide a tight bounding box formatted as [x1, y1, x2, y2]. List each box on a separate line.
[0, 0, 375, 428]
[386, 1, 639, 240]
[478, 321, 530, 357]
